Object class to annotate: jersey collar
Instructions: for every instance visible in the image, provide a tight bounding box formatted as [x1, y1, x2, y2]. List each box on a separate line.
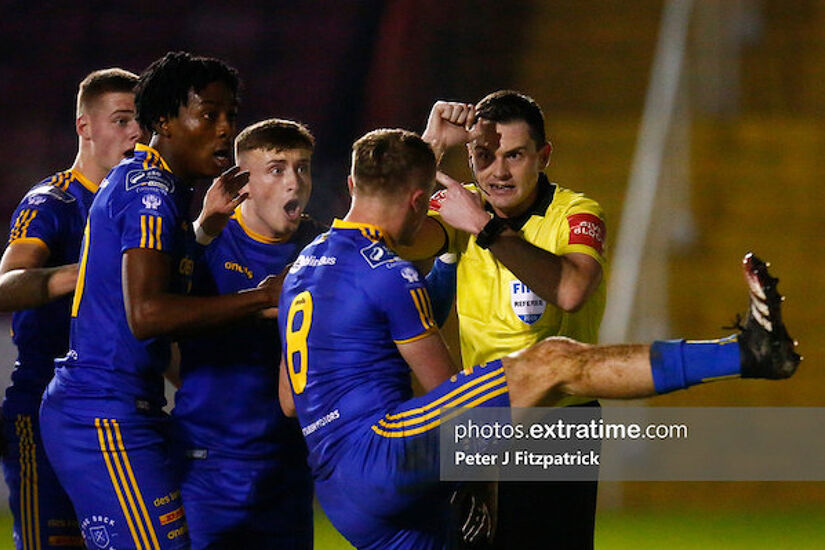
[331, 219, 392, 246]
[70, 169, 99, 194]
[232, 206, 288, 244]
[483, 172, 556, 230]
[134, 143, 173, 173]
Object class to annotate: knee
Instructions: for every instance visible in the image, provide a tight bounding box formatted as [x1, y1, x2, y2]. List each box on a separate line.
[503, 337, 590, 405]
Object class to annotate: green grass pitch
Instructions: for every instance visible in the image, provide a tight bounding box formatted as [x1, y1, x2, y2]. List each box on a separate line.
[1, 506, 824, 548]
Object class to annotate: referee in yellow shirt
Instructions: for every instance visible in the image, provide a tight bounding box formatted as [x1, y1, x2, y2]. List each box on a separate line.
[410, 90, 606, 549]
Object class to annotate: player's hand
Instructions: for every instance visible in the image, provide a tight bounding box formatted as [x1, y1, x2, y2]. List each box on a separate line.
[196, 166, 250, 240]
[422, 101, 476, 161]
[450, 482, 497, 547]
[256, 263, 291, 308]
[435, 171, 491, 235]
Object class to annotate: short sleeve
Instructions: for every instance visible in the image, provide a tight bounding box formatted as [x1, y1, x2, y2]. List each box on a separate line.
[556, 198, 607, 264]
[365, 260, 438, 344]
[7, 189, 67, 251]
[118, 188, 180, 254]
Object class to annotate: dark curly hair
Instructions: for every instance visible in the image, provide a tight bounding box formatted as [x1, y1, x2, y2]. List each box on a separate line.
[135, 51, 240, 133]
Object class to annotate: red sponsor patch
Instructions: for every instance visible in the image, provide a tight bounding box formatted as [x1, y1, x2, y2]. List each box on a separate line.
[567, 213, 605, 254]
[429, 189, 448, 212]
[160, 506, 185, 526]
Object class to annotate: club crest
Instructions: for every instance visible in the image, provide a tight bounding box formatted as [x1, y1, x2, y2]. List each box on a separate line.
[142, 194, 162, 210]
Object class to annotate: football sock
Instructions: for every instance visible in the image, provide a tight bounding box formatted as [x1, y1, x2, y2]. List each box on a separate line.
[649, 336, 741, 394]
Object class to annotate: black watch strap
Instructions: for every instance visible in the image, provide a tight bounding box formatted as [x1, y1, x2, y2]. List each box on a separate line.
[475, 216, 507, 249]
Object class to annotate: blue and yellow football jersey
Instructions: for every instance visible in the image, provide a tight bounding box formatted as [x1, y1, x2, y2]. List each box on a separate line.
[3, 169, 97, 550]
[51, 144, 194, 409]
[174, 209, 323, 461]
[279, 219, 509, 549]
[279, 219, 438, 476]
[4, 169, 97, 399]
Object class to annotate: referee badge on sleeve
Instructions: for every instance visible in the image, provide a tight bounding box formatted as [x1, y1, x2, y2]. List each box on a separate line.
[510, 280, 546, 324]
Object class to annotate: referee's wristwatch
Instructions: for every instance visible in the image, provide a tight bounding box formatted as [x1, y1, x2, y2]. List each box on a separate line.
[475, 216, 507, 249]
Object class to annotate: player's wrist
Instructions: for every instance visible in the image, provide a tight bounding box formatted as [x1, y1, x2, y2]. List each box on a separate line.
[422, 134, 446, 164]
[193, 217, 219, 246]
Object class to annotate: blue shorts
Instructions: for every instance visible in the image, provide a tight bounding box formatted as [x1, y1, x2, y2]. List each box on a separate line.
[179, 455, 313, 549]
[2, 400, 84, 550]
[39, 385, 189, 550]
[317, 360, 510, 550]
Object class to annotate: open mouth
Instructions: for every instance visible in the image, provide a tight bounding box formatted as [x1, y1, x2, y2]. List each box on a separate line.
[284, 199, 303, 221]
[213, 149, 232, 167]
[487, 183, 515, 193]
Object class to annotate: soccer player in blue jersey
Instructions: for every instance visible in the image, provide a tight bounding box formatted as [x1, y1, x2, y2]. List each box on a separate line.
[0, 68, 140, 550]
[38, 52, 283, 550]
[173, 119, 323, 549]
[278, 128, 800, 550]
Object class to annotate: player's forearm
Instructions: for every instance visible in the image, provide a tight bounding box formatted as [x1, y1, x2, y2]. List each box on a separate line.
[0, 264, 78, 311]
[488, 234, 596, 312]
[127, 287, 273, 340]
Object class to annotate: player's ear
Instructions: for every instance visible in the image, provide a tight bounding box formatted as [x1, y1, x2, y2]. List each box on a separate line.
[347, 175, 355, 196]
[76, 114, 91, 140]
[409, 187, 427, 213]
[539, 141, 552, 169]
[155, 116, 172, 138]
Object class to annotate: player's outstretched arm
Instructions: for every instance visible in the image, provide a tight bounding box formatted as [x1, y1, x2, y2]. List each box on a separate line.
[122, 248, 278, 340]
[0, 241, 78, 312]
[502, 253, 801, 407]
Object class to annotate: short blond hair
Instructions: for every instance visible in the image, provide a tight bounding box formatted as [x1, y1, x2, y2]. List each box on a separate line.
[351, 129, 435, 196]
[76, 68, 138, 117]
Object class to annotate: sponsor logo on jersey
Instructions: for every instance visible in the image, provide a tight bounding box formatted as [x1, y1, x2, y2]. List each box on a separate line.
[25, 184, 76, 204]
[567, 213, 605, 254]
[125, 168, 174, 194]
[302, 409, 341, 436]
[290, 254, 337, 273]
[360, 241, 398, 268]
[510, 280, 546, 324]
[142, 193, 162, 210]
[224, 260, 253, 279]
[401, 266, 420, 283]
[26, 195, 47, 205]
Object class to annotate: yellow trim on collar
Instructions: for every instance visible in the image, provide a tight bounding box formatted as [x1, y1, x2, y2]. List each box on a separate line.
[331, 218, 388, 243]
[135, 143, 172, 173]
[70, 169, 99, 194]
[233, 207, 286, 244]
